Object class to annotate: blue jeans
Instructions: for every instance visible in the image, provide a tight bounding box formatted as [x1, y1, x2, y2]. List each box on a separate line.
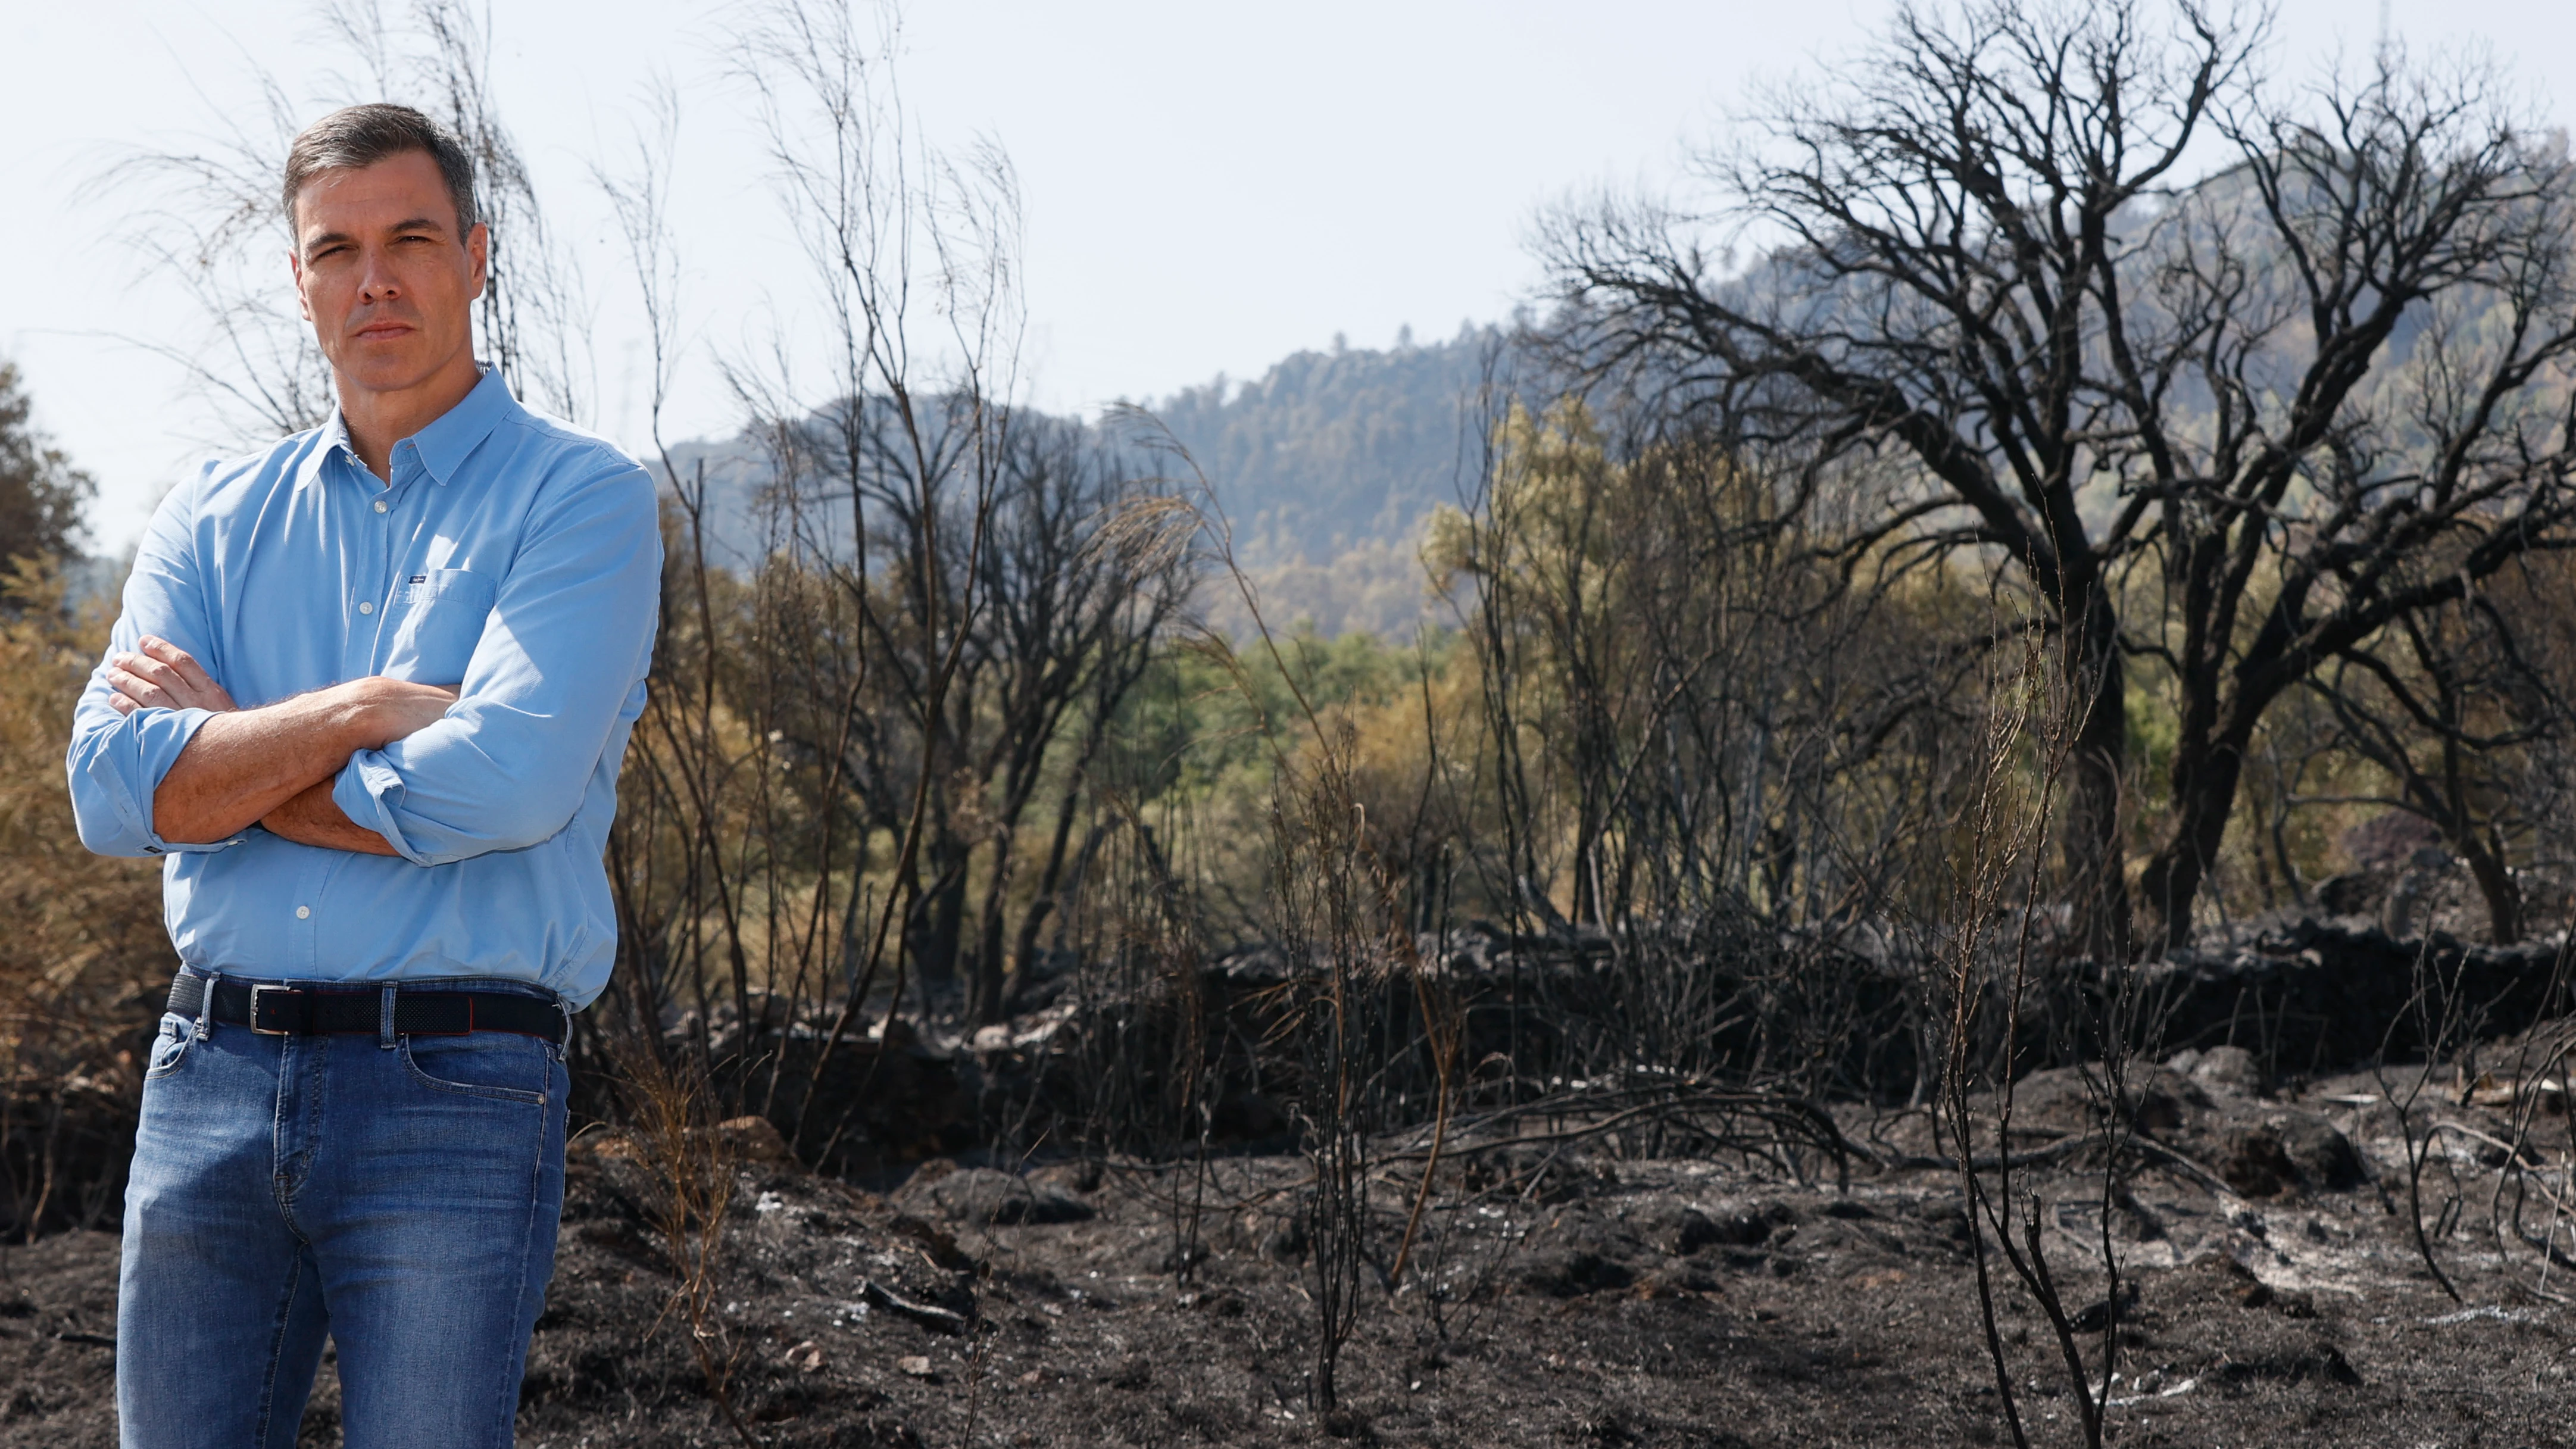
[117, 972, 570, 1449]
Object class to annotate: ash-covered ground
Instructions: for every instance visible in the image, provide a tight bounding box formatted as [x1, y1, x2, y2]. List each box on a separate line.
[9, 1048, 2576, 1447]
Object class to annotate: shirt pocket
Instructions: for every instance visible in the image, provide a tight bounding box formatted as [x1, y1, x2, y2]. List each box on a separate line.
[380, 568, 498, 684]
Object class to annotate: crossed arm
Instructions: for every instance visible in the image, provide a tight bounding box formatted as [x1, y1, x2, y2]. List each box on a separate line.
[104, 636, 458, 854]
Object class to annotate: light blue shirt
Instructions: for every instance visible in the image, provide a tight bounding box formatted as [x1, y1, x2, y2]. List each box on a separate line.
[65, 368, 661, 1008]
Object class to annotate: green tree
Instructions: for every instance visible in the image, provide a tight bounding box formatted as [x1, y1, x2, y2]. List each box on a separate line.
[0, 361, 95, 572]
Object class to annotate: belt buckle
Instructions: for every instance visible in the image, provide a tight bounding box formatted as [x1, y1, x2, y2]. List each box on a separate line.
[248, 983, 298, 1035]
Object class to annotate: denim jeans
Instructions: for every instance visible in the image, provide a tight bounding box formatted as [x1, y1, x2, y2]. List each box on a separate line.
[117, 972, 570, 1449]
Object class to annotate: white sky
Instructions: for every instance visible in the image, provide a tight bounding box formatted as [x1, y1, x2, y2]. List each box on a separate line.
[4, 0, 2569, 553]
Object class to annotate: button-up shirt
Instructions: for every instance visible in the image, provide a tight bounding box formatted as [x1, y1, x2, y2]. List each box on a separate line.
[65, 368, 661, 1008]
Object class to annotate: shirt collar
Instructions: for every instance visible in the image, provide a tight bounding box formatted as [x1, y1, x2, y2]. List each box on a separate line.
[320, 365, 518, 487]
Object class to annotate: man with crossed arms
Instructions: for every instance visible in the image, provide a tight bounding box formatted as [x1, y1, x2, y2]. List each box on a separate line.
[67, 104, 659, 1447]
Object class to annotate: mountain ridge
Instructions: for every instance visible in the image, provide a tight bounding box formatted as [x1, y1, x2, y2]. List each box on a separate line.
[658, 324, 1512, 637]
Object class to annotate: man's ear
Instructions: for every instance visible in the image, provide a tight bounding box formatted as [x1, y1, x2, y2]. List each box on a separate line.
[466, 221, 489, 302]
[291, 247, 313, 323]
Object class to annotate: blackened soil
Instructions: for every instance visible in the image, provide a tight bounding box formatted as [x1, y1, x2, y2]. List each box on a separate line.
[11, 1064, 2576, 1447]
[0, 1229, 118, 1439]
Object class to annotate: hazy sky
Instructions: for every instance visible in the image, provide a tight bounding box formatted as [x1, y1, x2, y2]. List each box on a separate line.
[5, 0, 2568, 551]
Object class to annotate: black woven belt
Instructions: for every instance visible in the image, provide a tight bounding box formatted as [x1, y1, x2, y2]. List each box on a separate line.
[167, 974, 567, 1045]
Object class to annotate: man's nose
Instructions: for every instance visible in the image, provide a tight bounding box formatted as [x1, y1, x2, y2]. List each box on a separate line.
[358, 246, 401, 304]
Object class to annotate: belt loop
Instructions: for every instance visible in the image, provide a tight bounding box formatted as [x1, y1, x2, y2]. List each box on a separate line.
[379, 985, 398, 1050]
[193, 971, 216, 1042]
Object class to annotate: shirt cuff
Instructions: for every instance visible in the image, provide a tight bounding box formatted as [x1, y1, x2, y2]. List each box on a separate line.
[333, 750, 423, 863]
[102, 705, 250, 855]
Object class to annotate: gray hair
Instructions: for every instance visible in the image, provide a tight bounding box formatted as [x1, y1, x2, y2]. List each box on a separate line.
[282, 104, 480, 235]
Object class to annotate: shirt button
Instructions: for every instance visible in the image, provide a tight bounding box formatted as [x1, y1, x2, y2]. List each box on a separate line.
[373, 499, 389, 514]
[358, 600, 375, 615]
[295, 906, 311, 920]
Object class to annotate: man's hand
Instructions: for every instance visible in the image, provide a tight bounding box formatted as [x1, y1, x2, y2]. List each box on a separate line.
[337, 678, 461, 750]
[111, 641, 463, 848]
[105, 636, 238, 716]
[105, 639, 456, 746]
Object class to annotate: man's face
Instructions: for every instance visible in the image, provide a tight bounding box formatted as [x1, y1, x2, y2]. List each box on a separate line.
[291, 150, 488, 398]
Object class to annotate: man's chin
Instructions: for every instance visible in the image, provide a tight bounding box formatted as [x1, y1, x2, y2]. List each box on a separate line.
[332, 352, 455, 399]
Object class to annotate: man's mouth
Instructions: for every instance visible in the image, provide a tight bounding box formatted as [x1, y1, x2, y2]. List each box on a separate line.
[354, 321, 414, 342]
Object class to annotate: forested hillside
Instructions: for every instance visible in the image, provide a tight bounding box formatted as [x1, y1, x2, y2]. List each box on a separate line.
[662, 325, 1506, 638]
[1150, 325, 1500, 563]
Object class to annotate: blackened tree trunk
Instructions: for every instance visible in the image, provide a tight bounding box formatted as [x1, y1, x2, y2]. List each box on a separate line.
[2140, 716, 2257, 953]
[2064, 582, 2132, 963]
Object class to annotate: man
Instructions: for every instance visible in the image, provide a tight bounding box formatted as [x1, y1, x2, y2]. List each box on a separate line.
[65, 104, 660, 1448]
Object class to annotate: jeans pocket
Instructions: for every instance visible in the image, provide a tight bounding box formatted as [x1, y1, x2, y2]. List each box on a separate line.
[143, 1012, 195, 1079]
[399, 1032, 550, 1106]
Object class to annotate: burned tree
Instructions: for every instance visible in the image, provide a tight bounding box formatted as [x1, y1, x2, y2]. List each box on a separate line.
[727, 0, 1019, 1050]
[1543, 0, 2576, 951]
[726, 0, 1191, 1048]
[2304, 571, 2575, 944]
[958, 419, 1189, 1023]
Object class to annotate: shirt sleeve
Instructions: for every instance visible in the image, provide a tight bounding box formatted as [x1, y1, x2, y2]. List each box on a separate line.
[64, 463, 248, 858]
[331, 458, 661, 866]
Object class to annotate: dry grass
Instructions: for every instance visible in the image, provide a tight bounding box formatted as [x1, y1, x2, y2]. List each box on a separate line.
[0, 558, 166, 1239]
[600, 1039, 755, 1446]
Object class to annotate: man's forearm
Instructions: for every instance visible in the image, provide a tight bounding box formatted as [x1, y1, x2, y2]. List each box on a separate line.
[260, 778, 398, 855]
[149, 679, 451, 844]
[150, 689, 375, 844]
